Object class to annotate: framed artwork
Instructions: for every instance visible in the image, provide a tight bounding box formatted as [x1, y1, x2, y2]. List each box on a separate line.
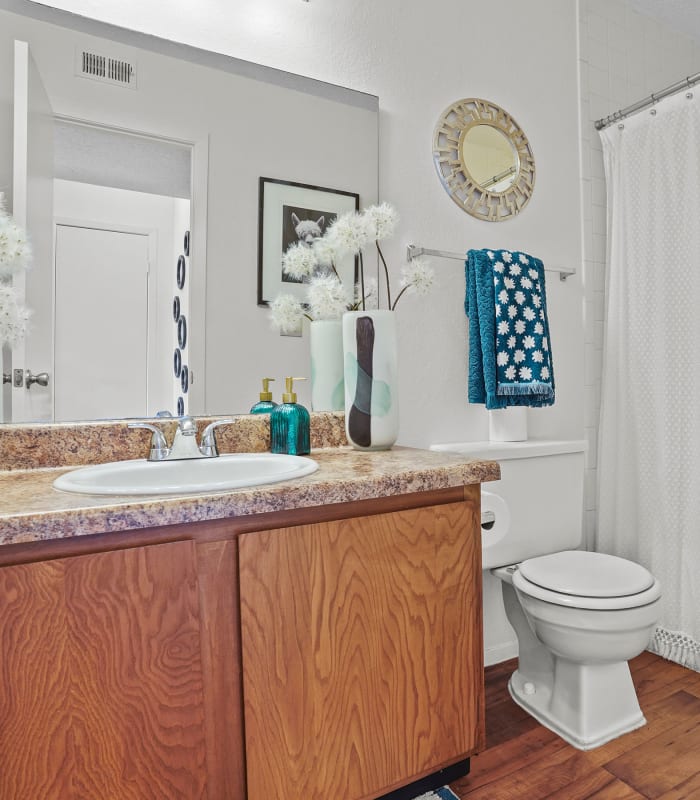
[257, 177, 360, 306]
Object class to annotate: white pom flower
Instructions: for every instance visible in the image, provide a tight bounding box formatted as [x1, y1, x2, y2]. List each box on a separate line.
[269, 293, 305, 334]
[306, 274, 350, 320]
[0, 285, 31, 345]
[282, 241, 318, 280]
[363, 203, 399, 241]
[327, 211, 374, 254]
[313, 225, 348, 269]
[399, 257, 435, 295]
[0, 214, 32, 278]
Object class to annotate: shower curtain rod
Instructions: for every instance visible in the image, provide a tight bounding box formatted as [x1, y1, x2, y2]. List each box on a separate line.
[406, 245, 576, 282]
[594, 71, 700, 131]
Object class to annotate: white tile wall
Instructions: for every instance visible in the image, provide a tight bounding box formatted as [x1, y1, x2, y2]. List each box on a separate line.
[579, 0, 700, 548]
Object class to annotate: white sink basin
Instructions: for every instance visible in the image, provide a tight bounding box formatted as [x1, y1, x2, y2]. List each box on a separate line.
[53, 453, 319, 496]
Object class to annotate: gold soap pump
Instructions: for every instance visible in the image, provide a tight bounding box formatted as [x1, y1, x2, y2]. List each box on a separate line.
[270, 377, 310, 455]
[249, 377, 277, 414]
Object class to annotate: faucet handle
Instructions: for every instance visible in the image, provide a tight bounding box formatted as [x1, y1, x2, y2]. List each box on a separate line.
[128, 422, 169, 461]
[199, 418, 235, 457]
[177, 415, 198, 435]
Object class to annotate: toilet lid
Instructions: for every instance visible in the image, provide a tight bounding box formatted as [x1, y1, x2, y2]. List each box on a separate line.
[519, 551, 655, 598]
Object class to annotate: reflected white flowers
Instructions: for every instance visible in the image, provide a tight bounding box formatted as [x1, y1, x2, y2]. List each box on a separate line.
[0, 286, 31, 345]
[0, 195, 32, 345]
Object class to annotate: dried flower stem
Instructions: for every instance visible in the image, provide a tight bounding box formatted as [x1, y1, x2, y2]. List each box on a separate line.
[376, 242, 392, 309]
[359, 251, 366, 311]
[391, 285, 410, 310]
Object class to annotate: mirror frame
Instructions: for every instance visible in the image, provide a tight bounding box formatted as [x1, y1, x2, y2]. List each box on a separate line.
[432, 97, 535, 222]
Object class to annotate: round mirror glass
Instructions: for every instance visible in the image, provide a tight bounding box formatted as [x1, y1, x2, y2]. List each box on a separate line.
[433, 97, 535, 222]
[461, 124, 519, 192]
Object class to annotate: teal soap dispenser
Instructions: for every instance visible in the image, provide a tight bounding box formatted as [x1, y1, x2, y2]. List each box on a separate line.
[270, 377, 310, 455]
[250, 377, 277, 414]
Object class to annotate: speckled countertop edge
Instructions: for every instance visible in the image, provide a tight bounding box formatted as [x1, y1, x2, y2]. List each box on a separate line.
[0, 446, 500, 546]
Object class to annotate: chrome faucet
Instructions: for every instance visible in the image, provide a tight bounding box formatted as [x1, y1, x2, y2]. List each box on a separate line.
[128, 416, 235, 461]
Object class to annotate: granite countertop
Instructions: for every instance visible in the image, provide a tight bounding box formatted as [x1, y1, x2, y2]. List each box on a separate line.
[0, 446, 499, 547]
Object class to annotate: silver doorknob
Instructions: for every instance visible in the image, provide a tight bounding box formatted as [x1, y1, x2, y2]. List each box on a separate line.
[2, 373, 10, 384]
[25, 370, 49, 388]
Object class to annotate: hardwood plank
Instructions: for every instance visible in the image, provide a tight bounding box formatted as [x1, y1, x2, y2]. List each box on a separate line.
[605, 691, 700, 798]
[452, 655, 700, 800]
[656, 771, 700, 799]
[539, 769, 644, 799]
[239, 501, 483, 800]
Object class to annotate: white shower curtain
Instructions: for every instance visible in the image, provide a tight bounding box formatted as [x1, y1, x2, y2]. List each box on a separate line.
[598, 90, 700, 671]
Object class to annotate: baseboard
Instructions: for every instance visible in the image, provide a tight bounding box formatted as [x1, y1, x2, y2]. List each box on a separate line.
[484, 640, 518, 666]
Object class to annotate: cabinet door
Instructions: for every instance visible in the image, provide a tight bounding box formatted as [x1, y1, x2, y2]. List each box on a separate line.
[0, 540, 207, 799]
[239, 500, 483, 800]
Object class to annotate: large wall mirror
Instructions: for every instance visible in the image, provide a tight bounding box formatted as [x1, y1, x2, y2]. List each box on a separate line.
[0, 0, 378, 423]
[433, 97, 535, 222]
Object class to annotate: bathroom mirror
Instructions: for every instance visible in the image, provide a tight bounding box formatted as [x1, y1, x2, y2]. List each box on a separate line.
[0, 0, 378, 422]
[433, 97, 535, 222]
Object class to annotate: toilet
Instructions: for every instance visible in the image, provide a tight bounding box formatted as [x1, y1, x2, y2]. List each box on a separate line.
[431, 439, 661, 751]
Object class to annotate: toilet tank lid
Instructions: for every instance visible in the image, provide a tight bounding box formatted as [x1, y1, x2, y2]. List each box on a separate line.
[519, 551, 655, 598]
[430, 439, 587, 461]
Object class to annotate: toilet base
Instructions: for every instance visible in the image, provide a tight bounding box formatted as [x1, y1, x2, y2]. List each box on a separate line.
[508, 661, 647, 750]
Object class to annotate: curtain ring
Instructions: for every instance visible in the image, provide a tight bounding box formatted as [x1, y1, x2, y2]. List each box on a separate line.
[650, 108, 657, 116]
[617, 123, 625, 130]
[686, 92, 694, 99]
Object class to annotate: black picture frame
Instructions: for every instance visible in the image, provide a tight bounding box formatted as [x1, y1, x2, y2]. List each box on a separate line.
[257, 177, 360, 307]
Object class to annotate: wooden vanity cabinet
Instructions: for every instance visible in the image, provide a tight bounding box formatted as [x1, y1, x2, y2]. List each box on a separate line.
[239, 498, 484, 800]
[0, 485, 483, 800]
[0, 540, 209, 799]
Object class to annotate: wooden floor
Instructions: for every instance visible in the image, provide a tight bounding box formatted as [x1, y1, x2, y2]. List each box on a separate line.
[452, 652, 700, 799]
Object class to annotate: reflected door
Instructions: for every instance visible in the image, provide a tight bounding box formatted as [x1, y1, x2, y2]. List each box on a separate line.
[54, 224, 149, 421]
[11, 40, 54, 422]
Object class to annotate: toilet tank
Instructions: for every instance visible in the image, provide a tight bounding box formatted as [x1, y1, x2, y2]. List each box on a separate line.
[431, 440, 586, 569]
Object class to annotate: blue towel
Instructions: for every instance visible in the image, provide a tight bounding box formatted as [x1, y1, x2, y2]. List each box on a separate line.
[465, 248, 555, 409]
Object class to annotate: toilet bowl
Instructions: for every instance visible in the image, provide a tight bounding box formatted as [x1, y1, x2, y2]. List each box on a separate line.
[495, 550, 661, 750]
[430, 439, 661, 751]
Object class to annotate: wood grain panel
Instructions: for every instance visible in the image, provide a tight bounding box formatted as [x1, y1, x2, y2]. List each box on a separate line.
[196, 540, 246, 800]
[0, 559, 73, 799]
[239, 500, 483, 800]
[0, 541, 207, 799]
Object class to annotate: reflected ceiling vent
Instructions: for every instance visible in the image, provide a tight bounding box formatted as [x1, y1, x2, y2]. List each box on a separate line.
[75, 47, 137, 89]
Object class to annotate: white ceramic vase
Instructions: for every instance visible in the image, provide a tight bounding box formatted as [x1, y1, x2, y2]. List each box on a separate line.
[342, 310, 399, 450]
[488, 407, 528, 442]
[309, 319, 345, 412]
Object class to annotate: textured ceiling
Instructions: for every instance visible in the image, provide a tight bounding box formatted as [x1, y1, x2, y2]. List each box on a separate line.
[628, 0, 700, 44]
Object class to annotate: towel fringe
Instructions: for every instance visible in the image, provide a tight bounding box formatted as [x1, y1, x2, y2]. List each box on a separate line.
[497, 381, 554, 398]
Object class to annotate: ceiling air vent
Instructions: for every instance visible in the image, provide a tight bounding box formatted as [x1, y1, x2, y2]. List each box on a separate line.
[75, 48, 137, 89]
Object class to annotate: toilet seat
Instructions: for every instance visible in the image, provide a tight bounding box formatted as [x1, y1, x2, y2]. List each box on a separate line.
[513, 551, 662, 611]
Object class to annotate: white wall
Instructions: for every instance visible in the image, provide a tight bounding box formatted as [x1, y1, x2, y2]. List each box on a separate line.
[578, 0, 700, 548]
[23, 0, 586, 447]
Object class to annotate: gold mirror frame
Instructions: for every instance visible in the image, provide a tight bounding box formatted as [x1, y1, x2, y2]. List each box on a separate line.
[433, 98, 535, 222]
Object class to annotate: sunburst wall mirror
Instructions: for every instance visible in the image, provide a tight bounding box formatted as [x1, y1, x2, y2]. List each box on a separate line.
[433, 97, 535, 222]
